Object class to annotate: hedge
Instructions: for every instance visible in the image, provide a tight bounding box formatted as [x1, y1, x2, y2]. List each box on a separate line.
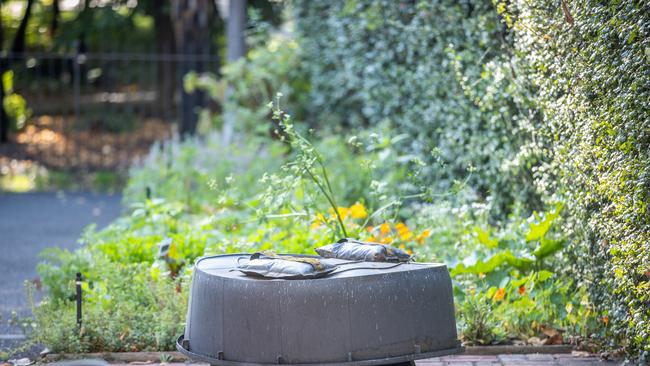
[508, 0, 649, 359]
[293, 0, 650, 359]
[293, 0, 545, 215]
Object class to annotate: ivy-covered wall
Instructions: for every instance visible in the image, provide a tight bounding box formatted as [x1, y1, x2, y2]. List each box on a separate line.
[293, 0, 544, 215]
[294, 0, 649, 359]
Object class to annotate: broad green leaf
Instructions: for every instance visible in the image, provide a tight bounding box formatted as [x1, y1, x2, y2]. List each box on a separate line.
[525, 215, 552, 241]
[504, 254, 535, 271]
[475, 227, 499, 248]
[525, 204, 563, 242]
[451, 250, 534, 275]
[533, 238, 563, 259]
[537, 270, 554, 282]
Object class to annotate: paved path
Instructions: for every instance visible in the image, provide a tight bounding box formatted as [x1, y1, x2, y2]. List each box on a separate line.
[0, 192, 122, 342]
[419, 353, 619, 365]
[98, 354, 620, 366]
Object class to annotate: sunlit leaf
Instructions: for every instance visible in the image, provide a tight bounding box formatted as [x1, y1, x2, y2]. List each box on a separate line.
[533, 238, 563, 259]
[475, 227, 498, 248]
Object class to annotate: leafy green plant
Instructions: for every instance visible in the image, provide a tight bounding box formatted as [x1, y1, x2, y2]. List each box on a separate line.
[2, 70, 31, 131]
[499, 0, 650, 359]
[452, 204, 564, 279]
[268, 94, 349, 237]
[458, 290, 506, 345]
[449, 204, 603, 344]
[293, 0, 544, 216]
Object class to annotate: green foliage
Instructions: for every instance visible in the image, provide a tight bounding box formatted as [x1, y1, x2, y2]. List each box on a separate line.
[184, 36, 310, 136]
[293, 0, 544, 215]
[457, 291, 506, 345]
[449, 204, 601, 344]
[2, 70, 31, 131]
[33, 266, 187, 353]
[502, 0, 650, 359]
[452, 204, 564, 277]
[34, 126, 601, 352]
[292, 0, 647, 358]
[30, 0, 648, 359]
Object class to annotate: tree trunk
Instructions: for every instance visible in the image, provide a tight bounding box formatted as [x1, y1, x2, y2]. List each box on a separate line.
[221, 0, 247, 145]
[227, 0, 247, 63]
[154, 4, 176, 121]
[171, 0, 215, 137]
[0, 0, 9, 143]
[12, 0, 34, 54]
[49, 0, 60, 37]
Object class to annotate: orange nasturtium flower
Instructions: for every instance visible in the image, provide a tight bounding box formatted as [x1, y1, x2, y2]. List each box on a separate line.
[494, 288, 506, 301]
[518, 286, 526, 295]
[379, 222, 391, 235]
[602, 316, 609, 326]
[349, 202, 368, 219]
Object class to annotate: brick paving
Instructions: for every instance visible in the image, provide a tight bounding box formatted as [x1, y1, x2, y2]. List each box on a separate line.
[418, 354, 620, 366]
[99, 354, 621, 366]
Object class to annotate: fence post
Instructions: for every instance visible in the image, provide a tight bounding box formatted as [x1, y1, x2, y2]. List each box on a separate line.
[73, 50, 81, 130]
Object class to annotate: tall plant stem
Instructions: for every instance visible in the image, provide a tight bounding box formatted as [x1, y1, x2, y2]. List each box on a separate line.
[304, 165, 348, 237]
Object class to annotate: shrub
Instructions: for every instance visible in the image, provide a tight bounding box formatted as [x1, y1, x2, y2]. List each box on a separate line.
[184, 36, 310, 136]
[292, 0, 545, 215]
[504, 0, 650, 359]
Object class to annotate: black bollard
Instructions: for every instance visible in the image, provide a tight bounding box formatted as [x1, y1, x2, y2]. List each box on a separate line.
[75, 272, 82, 328]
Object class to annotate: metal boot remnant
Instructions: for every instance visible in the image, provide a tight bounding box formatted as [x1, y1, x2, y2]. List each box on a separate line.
[177, 254, 463, 366]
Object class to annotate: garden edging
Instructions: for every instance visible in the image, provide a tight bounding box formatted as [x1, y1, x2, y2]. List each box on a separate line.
[44, 345, 575, 363]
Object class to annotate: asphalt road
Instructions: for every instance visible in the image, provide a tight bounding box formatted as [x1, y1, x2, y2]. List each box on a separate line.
[0, 191, 122, 343]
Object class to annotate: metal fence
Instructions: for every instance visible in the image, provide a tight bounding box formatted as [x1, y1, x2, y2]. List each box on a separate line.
[1, 52, 219, 171]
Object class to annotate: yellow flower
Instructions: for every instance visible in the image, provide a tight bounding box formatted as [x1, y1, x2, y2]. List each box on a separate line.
[493, 287, 506, 301]
[349, 202, 368, 219]
[337, 207, 349, 220]
[311, 213, 326, 229]
[380, 222, 391, 235]
[381, 236, 394, 244]
[399, 231, 413, 241]
[416, 229, 431, 244]
[396, 222, 413, 241]
[328, 207, 349, 221]
[367, 236, 379, 243]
